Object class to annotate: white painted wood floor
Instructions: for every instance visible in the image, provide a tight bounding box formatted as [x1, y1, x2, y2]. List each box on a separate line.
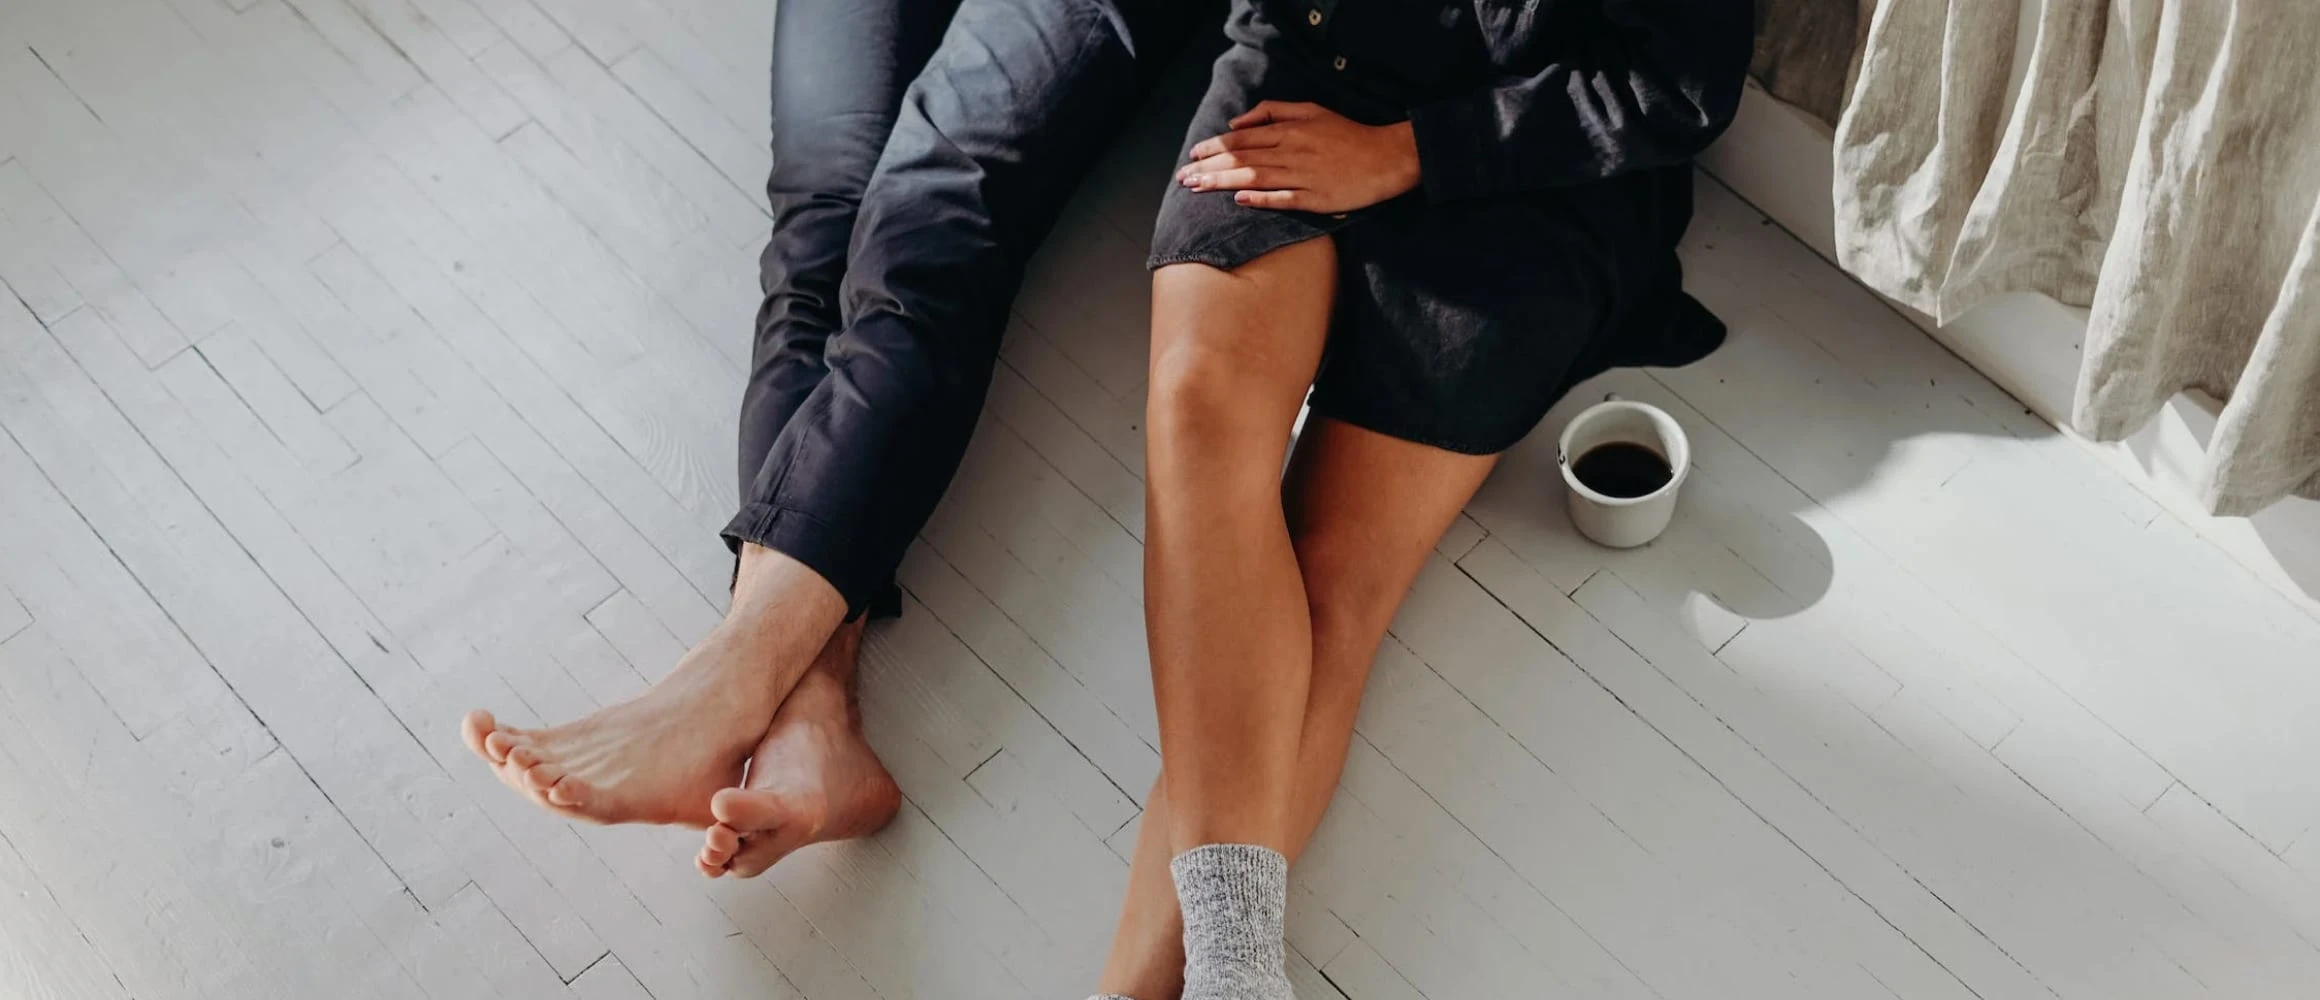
[4, 0, 2320, 997]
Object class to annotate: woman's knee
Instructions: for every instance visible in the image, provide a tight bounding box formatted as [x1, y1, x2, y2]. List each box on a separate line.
[1292, 503, 1435, 647]
[1144, 335, 1291, 454]
[1299, 546, 1408, 645]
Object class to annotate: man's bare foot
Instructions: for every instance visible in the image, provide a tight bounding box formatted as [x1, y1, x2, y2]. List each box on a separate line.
[459, 622, 788, 826]
[696, 621, 900, 877]
[459, 550, 848, 828]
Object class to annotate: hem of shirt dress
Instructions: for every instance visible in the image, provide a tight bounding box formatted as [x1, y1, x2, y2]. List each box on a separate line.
[1147, 250, 1254, 271]
[1301, 402, 1527, 457]
[1303, 294, 1732, 460]
[1147, 208, 1346, 272]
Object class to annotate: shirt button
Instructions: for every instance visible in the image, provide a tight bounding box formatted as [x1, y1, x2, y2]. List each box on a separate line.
[1332, 55, 1347, 71]
[1306, 8, 1322, 25]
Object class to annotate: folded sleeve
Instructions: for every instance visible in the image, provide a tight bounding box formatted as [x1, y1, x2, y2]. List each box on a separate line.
[1408, 0, 1753, 201]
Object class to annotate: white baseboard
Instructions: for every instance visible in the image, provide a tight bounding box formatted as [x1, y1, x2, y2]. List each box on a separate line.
[1697, 83, 2320, 618]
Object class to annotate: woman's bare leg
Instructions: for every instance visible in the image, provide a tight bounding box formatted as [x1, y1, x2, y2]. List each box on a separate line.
[1102, 771, 1189, 999]
[1145, 239, 1336, 854]
[1144, 239, 1337, 999]
[1101, 417, 1498, 998]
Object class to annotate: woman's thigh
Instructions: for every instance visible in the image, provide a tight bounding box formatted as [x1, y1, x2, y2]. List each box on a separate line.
[1146, 237, 1339, 456]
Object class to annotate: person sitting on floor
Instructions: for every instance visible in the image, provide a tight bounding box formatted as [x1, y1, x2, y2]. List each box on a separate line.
[458, 0, 1203, 874]
[1096, 1, 1750, 998]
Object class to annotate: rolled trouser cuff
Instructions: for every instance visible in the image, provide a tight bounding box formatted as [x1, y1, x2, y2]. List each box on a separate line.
[721, 502, 902, 621]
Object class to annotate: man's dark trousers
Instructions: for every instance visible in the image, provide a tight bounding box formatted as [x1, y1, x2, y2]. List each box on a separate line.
[729, 0, 1200, 615]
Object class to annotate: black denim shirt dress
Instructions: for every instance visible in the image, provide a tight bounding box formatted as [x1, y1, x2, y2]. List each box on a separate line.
[1150, 0, 1754, 454]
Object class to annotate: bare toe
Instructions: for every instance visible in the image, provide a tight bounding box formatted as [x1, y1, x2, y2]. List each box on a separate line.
[506, 745, 540, 771]
[521, 762, 564, 793]
[704, 823, 741, 856]
[710, 789, 817, 878]
[461, 711, 497, 760]
[545, 776, 590, 809]
[710, 786, 786, 832]
[482, 728, 520, 763]
[696, 824, 741, 877]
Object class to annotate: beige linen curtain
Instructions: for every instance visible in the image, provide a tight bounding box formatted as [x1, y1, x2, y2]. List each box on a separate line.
[1833, 0, 2320, 514]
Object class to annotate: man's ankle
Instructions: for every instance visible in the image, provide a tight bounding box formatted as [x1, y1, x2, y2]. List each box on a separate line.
[732, 543, 845, 612]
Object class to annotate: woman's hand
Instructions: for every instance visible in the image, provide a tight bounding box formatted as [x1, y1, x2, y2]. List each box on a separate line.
[1177, 101, 1420, 213]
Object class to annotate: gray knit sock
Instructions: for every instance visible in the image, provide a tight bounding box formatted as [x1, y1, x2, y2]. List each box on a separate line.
[1170, 844, 1293, 1000]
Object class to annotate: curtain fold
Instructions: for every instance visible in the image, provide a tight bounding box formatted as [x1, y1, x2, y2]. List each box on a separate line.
[1833, 0, 2320, 514]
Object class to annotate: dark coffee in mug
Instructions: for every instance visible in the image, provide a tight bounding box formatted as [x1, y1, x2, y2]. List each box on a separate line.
[1571, 442, 1672, 499]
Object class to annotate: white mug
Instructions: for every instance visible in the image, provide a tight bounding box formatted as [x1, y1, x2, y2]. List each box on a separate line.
[1557, 397, 1690, 548]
